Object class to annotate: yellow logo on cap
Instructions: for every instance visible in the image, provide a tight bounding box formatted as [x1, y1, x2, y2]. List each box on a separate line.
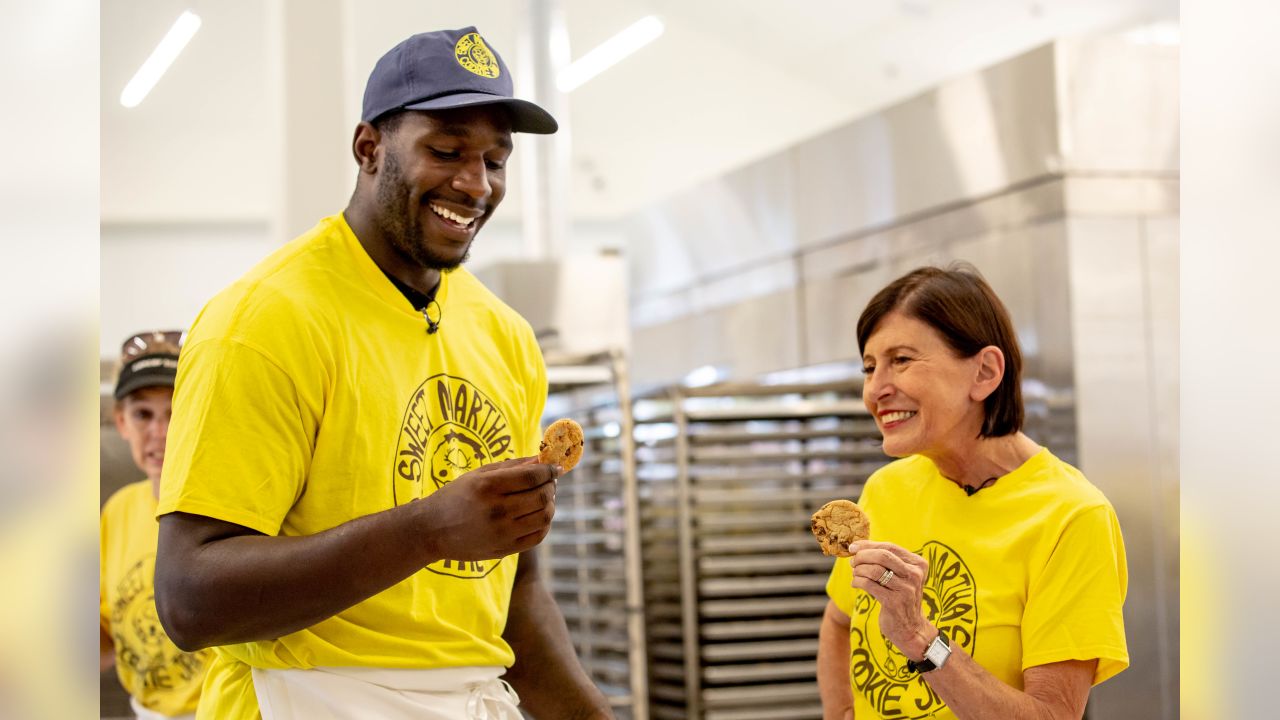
[454, 33, 500, 79]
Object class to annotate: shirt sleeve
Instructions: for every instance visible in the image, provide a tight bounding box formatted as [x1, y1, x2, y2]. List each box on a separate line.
[825, 557, 856, 615]
[525, 350, 548, 456]
[1021, 503, 1130, 684]
[157, 338, 319, 536]
[515, 323, 548, 457]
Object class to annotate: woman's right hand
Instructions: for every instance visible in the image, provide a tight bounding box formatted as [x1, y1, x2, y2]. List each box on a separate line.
[848, 541, 934, 661]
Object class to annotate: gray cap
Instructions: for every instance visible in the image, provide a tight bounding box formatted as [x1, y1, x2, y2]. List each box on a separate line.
[361, 27, 558, 134]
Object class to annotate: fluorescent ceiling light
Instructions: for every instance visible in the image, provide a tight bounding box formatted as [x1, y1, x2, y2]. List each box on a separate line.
[120, 10, 202, 108]
[557, 16, 664, 92]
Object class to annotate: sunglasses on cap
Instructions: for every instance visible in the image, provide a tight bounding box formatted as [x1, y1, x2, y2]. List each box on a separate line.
[120, 330, 186, 362]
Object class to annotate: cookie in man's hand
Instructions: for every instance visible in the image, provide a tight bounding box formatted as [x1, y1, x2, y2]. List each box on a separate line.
[809, 499, 871, 557]
[539, 418, 584, 472]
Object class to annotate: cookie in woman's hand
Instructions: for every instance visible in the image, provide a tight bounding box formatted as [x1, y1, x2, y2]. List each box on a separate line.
[809, 499, 871, 557]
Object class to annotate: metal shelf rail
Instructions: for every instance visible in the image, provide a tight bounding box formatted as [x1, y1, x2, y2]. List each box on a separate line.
[633, 380, 886, 720]
[541, 350, 649, 720]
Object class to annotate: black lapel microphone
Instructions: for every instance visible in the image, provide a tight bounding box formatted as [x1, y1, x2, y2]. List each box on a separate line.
[964, 477, 998, 496]
[423, 299, 442, 335]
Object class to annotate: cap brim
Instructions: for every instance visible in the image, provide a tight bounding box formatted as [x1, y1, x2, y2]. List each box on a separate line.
[401, 93, 558, 134]
[114, 369, 176, 400]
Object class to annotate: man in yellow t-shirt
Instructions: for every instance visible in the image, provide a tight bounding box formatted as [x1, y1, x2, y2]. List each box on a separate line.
[101, 331, 212, 719]
[153, 27, 610, 720]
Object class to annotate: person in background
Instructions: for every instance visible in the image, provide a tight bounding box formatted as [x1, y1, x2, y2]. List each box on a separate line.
[101, 330, 212, 720]
[817, 265, 1129, 720]
[152, 26, 611, 720]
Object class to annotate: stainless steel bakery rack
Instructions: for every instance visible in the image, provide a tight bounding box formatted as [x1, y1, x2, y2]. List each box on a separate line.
[541, 349, 648, 720]
[632, 379, 886, 720]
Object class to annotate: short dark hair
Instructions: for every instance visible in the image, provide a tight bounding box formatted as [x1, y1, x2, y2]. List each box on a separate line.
[856, 263, 1024, 437]
[372, 110, 407, 136]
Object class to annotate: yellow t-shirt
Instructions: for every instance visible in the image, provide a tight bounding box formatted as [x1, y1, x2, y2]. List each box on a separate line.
[157, 214, 547, 720]
[826, 448, 1128, 719]
[101, 480, 212, 716]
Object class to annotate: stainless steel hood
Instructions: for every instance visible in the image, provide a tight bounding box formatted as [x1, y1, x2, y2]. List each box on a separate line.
[473, 253, 630, 359]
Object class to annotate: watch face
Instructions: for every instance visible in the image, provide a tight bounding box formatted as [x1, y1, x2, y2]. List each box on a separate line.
[926, 634, 951, 666]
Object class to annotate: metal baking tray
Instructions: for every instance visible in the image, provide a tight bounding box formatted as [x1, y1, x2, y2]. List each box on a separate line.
[698, 574, 829, 596]
[701, 618, 823, 640]
[699, 597, 829, 618]
[700, 680, 820, 704]
[701, 639, 818, 661]
[698, 533, 817, 554]
[692, 486, 862, 506]
[696, 552, 833, 572]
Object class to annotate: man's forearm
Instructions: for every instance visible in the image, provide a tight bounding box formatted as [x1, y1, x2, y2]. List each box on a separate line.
[157, 458, 559, 652]
[155, 502, 439, 651]
[100, 626, 115, 672]
[502, 550, 613, 719]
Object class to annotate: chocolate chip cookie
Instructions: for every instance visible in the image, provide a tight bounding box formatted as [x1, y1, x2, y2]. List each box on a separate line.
[809, 499, 870, 557]
[539, 418, 584, 472]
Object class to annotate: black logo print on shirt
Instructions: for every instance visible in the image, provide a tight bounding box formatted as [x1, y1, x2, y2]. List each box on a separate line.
[848, 541, 979, 718]
[393, 374, 516, 579]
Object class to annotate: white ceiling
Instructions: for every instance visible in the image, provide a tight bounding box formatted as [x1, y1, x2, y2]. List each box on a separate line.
[101, 0, 1177, 225]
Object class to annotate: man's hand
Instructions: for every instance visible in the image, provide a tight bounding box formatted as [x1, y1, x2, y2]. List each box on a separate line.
[418, 457, 560, 561]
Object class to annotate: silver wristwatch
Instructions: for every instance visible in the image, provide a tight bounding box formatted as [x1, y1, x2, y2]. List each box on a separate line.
[907, 629, 951, 673]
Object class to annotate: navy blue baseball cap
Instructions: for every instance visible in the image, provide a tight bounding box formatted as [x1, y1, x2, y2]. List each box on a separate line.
[361, 27, 558, 134]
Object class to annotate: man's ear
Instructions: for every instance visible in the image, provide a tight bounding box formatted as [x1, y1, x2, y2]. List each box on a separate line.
[969, 346, 1005, 402]
[113, 403, 128, 436]
[352, 121, 382, 174]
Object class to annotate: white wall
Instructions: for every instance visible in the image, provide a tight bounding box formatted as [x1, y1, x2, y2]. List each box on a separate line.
[99, 218, 628, 359]
[100, 222, 276, 358]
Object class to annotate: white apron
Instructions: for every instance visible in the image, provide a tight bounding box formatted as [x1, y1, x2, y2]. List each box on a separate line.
[250, 665, 521, 720]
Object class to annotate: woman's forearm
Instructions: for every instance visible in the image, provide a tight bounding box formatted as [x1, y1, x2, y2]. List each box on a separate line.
[843, 542, 1094, 720]
[817, 602, 854, 720]
[919, 642, 1093, 720]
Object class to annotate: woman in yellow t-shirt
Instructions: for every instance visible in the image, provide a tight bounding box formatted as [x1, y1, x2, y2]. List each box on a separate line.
[817, 265, 1128, 720]
[101, 331, 211, 720]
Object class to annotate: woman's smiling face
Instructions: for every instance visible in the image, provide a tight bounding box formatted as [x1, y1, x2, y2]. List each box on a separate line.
[861, 312, 986, 458]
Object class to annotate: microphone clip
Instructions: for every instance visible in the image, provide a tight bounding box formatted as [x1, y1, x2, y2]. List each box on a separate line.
[963, 477, 998, 496]
[423, 300, 442, 335]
